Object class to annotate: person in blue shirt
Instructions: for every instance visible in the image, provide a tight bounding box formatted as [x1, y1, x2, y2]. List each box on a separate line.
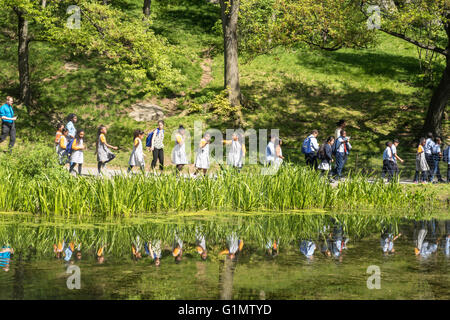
[65, 113, 78, 140]
[300, 240, 316, 260]
[0, 246, 14, 272]
[430, 137, 444, 183]
[0, 96, 17, 151]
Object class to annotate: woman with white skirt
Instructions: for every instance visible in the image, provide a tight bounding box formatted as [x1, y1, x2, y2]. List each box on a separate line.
[194, 133, 211, 176]
[223, 132, 246, 171]
[172, 125, 188, 175]
[128, 129, 146, 173]
[69, 130, 86, 175]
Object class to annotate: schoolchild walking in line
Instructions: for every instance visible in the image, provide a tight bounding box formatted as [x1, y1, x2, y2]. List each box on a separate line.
[69, 130, 86, 175]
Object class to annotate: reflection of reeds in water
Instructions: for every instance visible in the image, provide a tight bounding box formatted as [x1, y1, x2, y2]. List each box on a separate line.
[0, 212, 433, 259]
[0, 165, 437, 216]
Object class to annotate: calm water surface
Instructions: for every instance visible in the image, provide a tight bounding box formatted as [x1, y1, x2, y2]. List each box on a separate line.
[0, 212, 448, 299]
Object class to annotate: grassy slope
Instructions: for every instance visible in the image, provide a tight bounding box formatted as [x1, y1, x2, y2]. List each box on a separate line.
[0, 0, 448, 176]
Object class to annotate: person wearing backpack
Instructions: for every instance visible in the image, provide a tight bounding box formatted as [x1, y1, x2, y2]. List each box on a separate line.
[302, 130, 320, 169]
[172, 125, 189, 175]
[148, 120, 165, 172]
[57, 128, 69, 165]
[332, 130, 351, 180]
[69, 129, 86, 175]
[318, 136, 335, 178]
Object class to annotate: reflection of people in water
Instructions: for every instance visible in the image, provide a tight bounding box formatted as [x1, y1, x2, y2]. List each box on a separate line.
[444, 220, 450, 257]
[145, 240, 162, 266]
[414, 220, 439, 258]
[132, 236, 143, 260]
[97, 245, 106, 264]
[195, 229, 207, 261]
[173, 234, 183, 263]
[0, 246, 14, 272]
[300, 240, 316, 259]
[53, 241, 64, 259]
[220, 232, 244, 261]
[64, 242, 75, 262]
[321, 223, 348, 259]
[380, 225, 402, 255]
[265, 239, 279, 257]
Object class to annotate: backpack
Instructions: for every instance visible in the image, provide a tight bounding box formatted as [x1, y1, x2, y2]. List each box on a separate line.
[66, 138, 75, 155]
[146, 128, 163, 148]
[301, 137, 312, 154]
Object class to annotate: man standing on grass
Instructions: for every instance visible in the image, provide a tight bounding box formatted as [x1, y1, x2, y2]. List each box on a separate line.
[0, 96, 17, 152]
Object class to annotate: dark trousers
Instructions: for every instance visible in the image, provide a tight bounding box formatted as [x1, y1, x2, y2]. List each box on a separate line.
[69, 163, 83, 175]
[305, 153, 317, 169]
[334, 152, 347, 178]
[381, 160, 395, 180]
[0, 122, 16, 149]
[414, 170, 429, 183]
[431, 159, 442, 182]
[447, 164, 450, 183]
[151, 148, 164, 170]
[425, 154, 434, 181]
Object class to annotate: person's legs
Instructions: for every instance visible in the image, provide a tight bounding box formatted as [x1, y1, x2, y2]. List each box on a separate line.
[381, 160, 387, 179]
[414, 170, 419, 183]
[78, 164, 82, 175]
[448, 164, 450, 183]
[151, 148, 158, 169]
[140, 165, 145, 174]
[8, 123, 15, 149]
[158, 148, 164, 171]
[69, 163, 76, 173]
[98, 162, 104, 174]
[425, 154, 434, 181]
[128, 165, 133, 173]
[335, 152, 344, 179]
[0, 123, 11, 144]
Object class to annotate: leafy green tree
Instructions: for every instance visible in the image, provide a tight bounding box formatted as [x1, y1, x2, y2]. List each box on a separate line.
[361, 0, 450, 136]
[0, 0, 181, 110]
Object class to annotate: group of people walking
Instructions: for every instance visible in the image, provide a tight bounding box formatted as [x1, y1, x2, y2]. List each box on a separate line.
[54, 115, 248, 176]
[296, 120, 353, 181]
[414, 133, 448, 183]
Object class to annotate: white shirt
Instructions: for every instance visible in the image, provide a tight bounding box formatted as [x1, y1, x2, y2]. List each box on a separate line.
[383, 146, 393, 161]
[336, 137, 352, 153]
[432, 144, 441, 154]
[308, 135, 319, 152]
[424, 138, 435, 155]
[391, 144, 397, 162]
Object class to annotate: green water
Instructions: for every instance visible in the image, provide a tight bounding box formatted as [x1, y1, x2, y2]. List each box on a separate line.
[0, 211, 449, 300]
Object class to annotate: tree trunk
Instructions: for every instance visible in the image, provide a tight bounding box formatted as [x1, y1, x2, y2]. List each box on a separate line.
[219, 0, 241, 106]
[423, 23, 450, 137]
[143, 0, 152, 17]
[15, 8, 31, 107]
